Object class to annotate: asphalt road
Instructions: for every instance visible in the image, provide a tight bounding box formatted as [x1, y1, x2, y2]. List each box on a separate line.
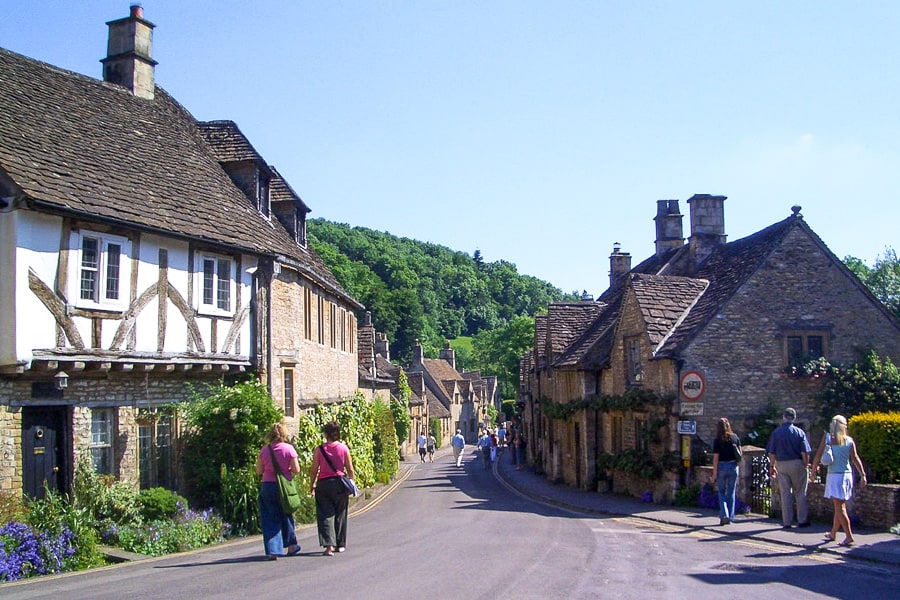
[3, 449, 897, 599]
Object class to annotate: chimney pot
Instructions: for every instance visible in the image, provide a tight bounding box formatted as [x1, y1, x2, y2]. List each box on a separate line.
[130, 4, 143, 18]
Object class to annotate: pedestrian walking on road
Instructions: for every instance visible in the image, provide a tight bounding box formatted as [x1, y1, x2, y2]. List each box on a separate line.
[766, 407, 812, 529]
[813, 415, 868, 546]
[427, 433, 436, 462]
[477, 429, 492, 468]
[710, 417, 741, 526]
[256, 423, 301, 560]
[513, 431, 526, 470]
[417, 432, 427, 463]
[309, 421, 355, 557]
[451, 429, 466, 467]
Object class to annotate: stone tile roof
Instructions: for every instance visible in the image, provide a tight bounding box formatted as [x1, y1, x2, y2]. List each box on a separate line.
[0, 47, 359, 309]
[534, 315, 548, 369]
[654, 217, 797, 357]
[406, 371, 426, 406]
[546, 302, 605, 362]
[428, 395, 451, 418]
[631, 274, 708, 349]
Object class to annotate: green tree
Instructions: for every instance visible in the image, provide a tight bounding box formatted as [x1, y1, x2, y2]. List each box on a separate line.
[471, 314, 536, 399]
[844, 247, 900, 318]
[391, 371, 412, 446]
[819, 350, 900, 422]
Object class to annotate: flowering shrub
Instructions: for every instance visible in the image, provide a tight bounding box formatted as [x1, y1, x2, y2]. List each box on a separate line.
[0, 522, 76, 582]
[784, 357, 833, 379]
[103, 502, 228, 557]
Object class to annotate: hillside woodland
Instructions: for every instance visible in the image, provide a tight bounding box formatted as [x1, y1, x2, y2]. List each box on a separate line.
[308, 219, 575, 396]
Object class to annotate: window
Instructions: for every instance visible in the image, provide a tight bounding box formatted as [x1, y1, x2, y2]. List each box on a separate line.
[317, 296, 325, 344]
[138, 410, 174, 489]
[625, 336, 643, 385]
[283, 368, 295, 417]
[340, 308, 347, 351]
[304, 288, 313, 340]
[257, 175, 271, 218]
[71, 231, 131, 310]
[90, 408, 115, 475]
[197, 254, 234, 315]
[330, 303, 337, 348]
[634, 416, 649, 453]
[611, 415, 624, 453]
[784, 330, 829, 367]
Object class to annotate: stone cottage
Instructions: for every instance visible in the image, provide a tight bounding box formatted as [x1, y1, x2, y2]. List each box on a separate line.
[520, 195, 900, 499]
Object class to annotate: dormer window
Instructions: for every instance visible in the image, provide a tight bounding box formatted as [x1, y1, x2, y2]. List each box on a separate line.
[257, 174, 271, 218]
[296, 209, 307, 247]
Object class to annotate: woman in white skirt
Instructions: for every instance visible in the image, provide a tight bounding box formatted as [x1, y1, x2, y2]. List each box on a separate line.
[812, 415, 867, 546]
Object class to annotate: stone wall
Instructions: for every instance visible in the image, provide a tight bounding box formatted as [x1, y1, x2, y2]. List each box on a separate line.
[806, 482, 900, 531]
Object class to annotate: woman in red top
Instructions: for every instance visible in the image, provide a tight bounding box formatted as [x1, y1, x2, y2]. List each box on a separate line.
[256, 423, 301, 560]
[308, 421, 355, 556]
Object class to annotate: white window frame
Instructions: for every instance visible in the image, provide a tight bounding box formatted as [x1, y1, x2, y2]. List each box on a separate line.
[195, 253, 235, 317]
[69, 230, 131, 311]
[90, 408, 115, 475]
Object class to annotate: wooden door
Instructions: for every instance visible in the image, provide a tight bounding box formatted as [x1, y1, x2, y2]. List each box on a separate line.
[22, 406, 69, 499]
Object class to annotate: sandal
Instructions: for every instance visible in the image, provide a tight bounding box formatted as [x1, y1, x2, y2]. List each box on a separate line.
[838, 539, 854, 547]
[324, 546, 334, 556]
[285, 545, 301, 556]
[823, 533, 835, 542]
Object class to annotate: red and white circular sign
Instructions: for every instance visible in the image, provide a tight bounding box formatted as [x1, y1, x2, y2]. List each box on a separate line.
[680, 370, 705, 402]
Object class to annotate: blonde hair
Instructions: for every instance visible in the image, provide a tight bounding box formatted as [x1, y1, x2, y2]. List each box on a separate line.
[265, 423, 288, 445]
[829, 415, 848, 445]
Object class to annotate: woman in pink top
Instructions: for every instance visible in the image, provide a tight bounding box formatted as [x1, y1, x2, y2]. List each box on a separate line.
[308, 421, 355, 556]
[256, 423, 301, 560]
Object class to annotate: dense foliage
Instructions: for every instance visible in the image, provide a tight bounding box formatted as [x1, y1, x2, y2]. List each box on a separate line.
[849, 412, 900, 484]
[308, 219, 573, 365]
[844, 247, 900, 319]
[817, 351, 900, 422]
[178, 379, 282, 510]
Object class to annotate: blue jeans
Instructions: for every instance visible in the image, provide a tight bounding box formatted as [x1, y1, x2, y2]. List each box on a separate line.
[716, 462, 739, 521]
[259, 481, 298, 556]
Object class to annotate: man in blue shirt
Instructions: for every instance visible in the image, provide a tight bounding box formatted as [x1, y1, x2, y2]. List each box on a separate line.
[766, 407, 812, 528]
[451, 429, 466, 467]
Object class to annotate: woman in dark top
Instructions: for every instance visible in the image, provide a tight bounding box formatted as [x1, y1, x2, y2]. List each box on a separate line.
[710, 417, 742, 526]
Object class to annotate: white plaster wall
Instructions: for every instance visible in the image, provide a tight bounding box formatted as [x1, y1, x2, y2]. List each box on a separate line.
[14, 212, 65, 361]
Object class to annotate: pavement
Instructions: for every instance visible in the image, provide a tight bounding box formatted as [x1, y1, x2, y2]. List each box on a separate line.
[487, 448, 900, 568]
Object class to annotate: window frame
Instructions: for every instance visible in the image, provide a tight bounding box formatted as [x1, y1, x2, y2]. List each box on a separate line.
[625, 335, 644, 386]
[283, 367, 295, 417]
[195, 252, 236, 317]
[70, 230, 131, 311]
[90, 408, 115, 475]
[782, 329, 830, 368]
[138, 409, 175, 489]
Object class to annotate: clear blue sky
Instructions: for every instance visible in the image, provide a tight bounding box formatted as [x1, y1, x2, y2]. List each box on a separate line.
[3, 1, 898, 296]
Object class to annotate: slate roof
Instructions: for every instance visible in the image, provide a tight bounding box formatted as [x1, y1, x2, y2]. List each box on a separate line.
[545, 212, 874, 370]
[0, 47, 359, 308]
[631, 274, 708, 350]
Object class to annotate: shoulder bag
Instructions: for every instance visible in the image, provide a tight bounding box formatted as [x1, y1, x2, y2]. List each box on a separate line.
[268, 444, 303, 514]
[319, 445, 360, 497]
[821, 434, 834, 466]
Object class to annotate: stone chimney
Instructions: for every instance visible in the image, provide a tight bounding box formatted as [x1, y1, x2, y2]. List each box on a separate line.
[101, 4, 157, 100]
[609, 243, 631, 288]
[412, 339, 424, 368]
[687, 194, 727, 266]
[654, 199, 684, 257]
[439, 342, 456, 370]
[375, 332, 390, 361]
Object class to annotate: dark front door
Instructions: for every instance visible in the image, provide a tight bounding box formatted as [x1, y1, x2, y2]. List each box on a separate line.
[22, 406, 69, 499]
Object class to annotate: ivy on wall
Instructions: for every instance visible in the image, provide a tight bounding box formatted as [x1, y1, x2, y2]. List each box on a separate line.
[539, 388, 674, 420]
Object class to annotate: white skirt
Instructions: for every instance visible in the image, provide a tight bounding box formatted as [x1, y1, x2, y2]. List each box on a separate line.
[824, 472, 853, 501]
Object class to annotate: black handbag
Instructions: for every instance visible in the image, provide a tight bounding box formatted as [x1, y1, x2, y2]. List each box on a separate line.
[319, 445, 359, 497]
